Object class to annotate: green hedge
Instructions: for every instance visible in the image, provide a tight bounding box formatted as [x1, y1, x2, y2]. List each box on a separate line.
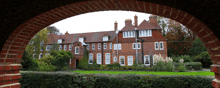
[173, 62, 202, 70]
[19, 71, 213, 88]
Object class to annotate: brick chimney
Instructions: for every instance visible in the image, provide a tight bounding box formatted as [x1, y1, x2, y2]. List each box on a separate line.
[125, 19, 132, 26]
[114, 21, 118, 31]
[134, 15, 138, 27]
[65, 31, 69, 35]
[149, 15, 158, 26]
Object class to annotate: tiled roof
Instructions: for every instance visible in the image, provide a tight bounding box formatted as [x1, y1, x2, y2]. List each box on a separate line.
[45, 31, 117, 44]
[137, 20, 161, 30]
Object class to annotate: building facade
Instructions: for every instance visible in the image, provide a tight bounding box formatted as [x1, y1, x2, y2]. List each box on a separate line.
[38, 15, 167, 69]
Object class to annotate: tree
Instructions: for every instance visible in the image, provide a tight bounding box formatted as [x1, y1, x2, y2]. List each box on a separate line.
[25, 29, 49, 59]
[188, 37, 207, 56]
[21, 51, 39, 71]
[46, 26, 61, 35]
[157, 16, 168, 36]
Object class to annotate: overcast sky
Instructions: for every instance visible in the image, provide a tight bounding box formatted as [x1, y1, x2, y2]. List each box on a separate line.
[49, 11, 151, 34]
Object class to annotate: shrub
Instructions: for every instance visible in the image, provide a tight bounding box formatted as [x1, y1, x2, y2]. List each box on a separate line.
[184, 62, 202, 70]
[193, 51, 212, 68]
[177, 55, 193, 62]
[106, 63, 121, 68]
[21, 51, 39, 71]
[177, 63, 186, 72]
[153, 61, 166, 71]
[165, 61, 175, 72]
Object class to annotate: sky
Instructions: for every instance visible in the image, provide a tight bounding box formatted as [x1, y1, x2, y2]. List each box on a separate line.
[49, 11, 151, 34]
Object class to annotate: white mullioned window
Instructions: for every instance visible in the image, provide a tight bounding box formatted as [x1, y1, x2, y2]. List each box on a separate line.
[113, 57, 117, 62]
[64, 45, 67, 51]
[133, 43, 141, 49]
[114, 44, 121, 50]
[69, 44, 72, 51]
[58, 39, 62, 44]
[59, 45, 62, 50]
[97, 53, 101, 64]
[87, 44, 89, 50]
[46, 45, 51, 51]
[98, 43, 101, 49]
[103, 36, 108, 41]
[155, 42, 159, 50]
[105, 53, 110, 64]
[110, 42, 112, 49]
[92, 44, 95, 50]
[139, 30, 152, 37]
[119, 56, 125, 66]
[123, 31, 135, 38]
[104, 43, 107, 49]
[75, 47, 79, 54]
[127, 56, 133, 66]
[159, 42, 164, 50]
[89, 53, 93, 64]
[118, 44, 121, 50]
[144, 55, 150, 66]
[39, 53, 43, 59]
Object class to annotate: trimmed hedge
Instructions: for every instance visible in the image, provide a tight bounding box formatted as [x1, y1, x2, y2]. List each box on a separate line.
[173, 62, 202, 70]
[19, 71, 213, 88]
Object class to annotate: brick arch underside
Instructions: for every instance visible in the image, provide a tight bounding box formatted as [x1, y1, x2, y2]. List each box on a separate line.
[1, 0, 219, 88]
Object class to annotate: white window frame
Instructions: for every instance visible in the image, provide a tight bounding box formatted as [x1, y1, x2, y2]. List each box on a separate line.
[58, 39, 62, 44]
[119, 56, 125, 66]
[64, 45, 67, 51]
[103, 36, 108, 41]
[92, 43, 95, 50]
[46, 45, 51, 51]
[69, 45, 72, 51]
[39, 53, 43, 59]
[139, 30, 152, 37]
[123, 31, 135, 38]
[144, 55, 150, 66]
[88, 53, 93, 64]
[155, 42, 159, 50]
[87, 44, 89, 50]
[105, 53, 110, 65]
[104, 43, 107, 49]
[97, 53, 101, 64]
[110, 42, 112, 49]
[113, 57, 117, 62]
[118, 44, 121, 50]
[159, 42, 164, 50]
[75, 47, 79, 54]
[98, 43, 101, 49]
[59, 45, 62, 50]
[133, 43, 141, 49]
[114, 44, 117, 50]
[127, 56, 133, 66]
[79, 37, 84, 42]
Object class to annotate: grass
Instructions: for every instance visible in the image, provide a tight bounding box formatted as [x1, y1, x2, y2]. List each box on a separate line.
[71, 70, 214, 76]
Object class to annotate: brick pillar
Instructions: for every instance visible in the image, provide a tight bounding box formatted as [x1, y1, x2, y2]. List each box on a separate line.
[211, 64, 220, 88]
[0, 64, 22, 88]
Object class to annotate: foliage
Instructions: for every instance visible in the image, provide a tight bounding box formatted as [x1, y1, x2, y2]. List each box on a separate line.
[193, 51, 212, 68]
[78, 50, 89, 70]
[152, 54, 174, 72]
[25, 29, 49, 58]
[133, 59, 138, 67]
[106, 63, 121, 68]
[38, 61, 56, 71]
[165, 61, 175, 72]
[177, 55, 193, 62]
[19, 72, 213, 88]
[21, 51, 39, 71]
[177, 63, 186, 72]
[46, 26, 61, 35]
[152, 61, 166, 71]
[173, 62, 202, 70]
[188, 37, 207, 56]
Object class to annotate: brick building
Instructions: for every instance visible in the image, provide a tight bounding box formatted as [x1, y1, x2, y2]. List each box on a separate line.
[40, 15, 167, 68]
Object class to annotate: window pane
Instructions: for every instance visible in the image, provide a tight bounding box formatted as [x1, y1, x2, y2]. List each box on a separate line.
[105, 53, 110, 64]
[144, 56, 150, 65]
[128, 31, 130, 37]
[110, 43, 112, 49]
[125, 32, 127, 37]
[133, 43, 136, 49]
[89, 54, 93, 64]
[138, 43, 140, 49]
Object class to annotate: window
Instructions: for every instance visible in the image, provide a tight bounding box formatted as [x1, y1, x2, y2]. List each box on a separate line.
[133, 43, 141, 49]
[103, 36, 108, 41]
[64, 45, 67, 51]
[105, 53, 110, 64]
[144, 55, 150, 66]
[114, 44, 121, 50]
[123, 31, 135, 38]
[33, 54, 37, 59]
[98, 43, 101, 49]
[104, 43, 107, 49]
[113, 57, 117, 62]
[46, 45, 51, 51]
[155, 42, 159, 50]
[58, 39, 62, 44]
[87, 44, 89, 50]
[110, 42, 112, 49]
[79, 37, 84, 42]
[127, 56, 133, 66]
[92, 44, 95, 50]
[45, 53, 49, 56]
[159, 42, 163, 50]
[40, 41, 44, 51]
[139, 30, 152, 37]
[39, 53, 43, 59]
[75, 47, 79, 54]
[97, 53, 101, 64]
[69, 44, 72, 51]
[88, 53, 93, 64]
[59, 45, 62, 50]
[119, 56, 125, 66]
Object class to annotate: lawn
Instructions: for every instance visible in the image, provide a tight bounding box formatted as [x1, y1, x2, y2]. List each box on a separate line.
[71, 70, 214, 76]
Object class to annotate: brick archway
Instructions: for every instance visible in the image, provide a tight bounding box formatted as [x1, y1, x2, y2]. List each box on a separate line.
[0, 0, 220, 88]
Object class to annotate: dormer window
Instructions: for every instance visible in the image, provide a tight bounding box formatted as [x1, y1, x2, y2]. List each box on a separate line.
[123, 31, 135, 38]
[103, 36, 108, 41]
[58, 39, 62, 44]
[79, 37, 84, 42]
[139, 30, 152, 37]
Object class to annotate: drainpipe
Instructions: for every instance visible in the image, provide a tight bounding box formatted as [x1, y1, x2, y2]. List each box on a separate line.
[117, 33, 118, 63]
[135, 27, 138, 64]
[101, 42, 104, 65]
[141, 39, 144, 64]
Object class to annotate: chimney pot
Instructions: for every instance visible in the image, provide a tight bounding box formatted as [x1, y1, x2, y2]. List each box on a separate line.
[114, 21, 118, 31]
[134, 15, 138, 27]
